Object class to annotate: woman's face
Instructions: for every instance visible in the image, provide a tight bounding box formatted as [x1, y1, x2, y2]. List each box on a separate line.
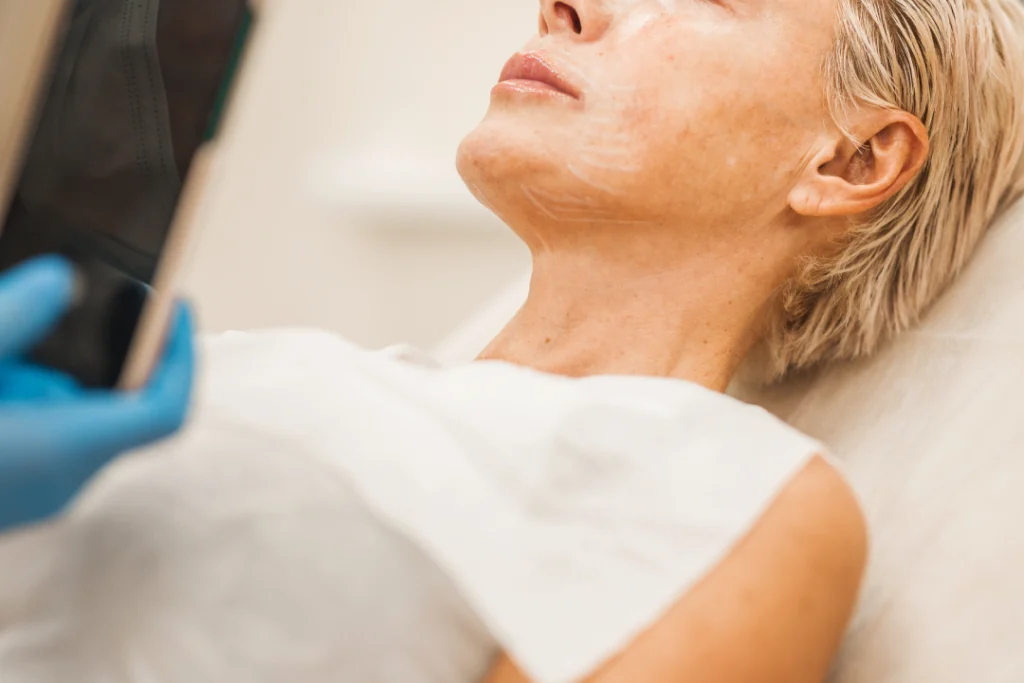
[457, 0, 839, 244]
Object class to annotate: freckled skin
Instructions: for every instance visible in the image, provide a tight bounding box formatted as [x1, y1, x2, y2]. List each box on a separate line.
[459, 0, 926, 391]
[458, 0, 837, 244]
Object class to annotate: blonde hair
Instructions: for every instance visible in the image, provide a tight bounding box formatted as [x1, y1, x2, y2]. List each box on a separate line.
[766, 0, 1024, 377]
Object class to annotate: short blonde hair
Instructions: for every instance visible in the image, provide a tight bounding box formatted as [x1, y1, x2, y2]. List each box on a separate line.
[767, 0, 1024, 377]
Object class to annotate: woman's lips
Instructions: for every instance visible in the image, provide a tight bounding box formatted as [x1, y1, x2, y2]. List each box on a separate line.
[495, 52, 582, 100]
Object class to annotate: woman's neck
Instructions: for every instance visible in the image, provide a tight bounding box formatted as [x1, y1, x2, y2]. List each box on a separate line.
[477, 241, 787, 392]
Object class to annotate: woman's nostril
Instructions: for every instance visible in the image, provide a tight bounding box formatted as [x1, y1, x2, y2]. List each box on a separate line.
[554, 2, 583, 34]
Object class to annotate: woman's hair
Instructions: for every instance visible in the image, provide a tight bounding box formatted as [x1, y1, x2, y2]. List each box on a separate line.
[766, 0, 1024, 378]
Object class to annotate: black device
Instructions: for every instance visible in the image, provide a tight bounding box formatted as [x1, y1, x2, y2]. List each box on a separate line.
[0, 0, 253, 388]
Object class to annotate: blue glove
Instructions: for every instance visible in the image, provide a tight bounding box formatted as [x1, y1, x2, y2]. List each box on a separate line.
[0, 255, 195, 531]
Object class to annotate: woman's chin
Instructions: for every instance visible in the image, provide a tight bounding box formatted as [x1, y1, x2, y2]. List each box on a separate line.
[457, 118, 560, 197]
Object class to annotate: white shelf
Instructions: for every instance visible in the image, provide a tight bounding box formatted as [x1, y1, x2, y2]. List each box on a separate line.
[309, 150, 505, 235]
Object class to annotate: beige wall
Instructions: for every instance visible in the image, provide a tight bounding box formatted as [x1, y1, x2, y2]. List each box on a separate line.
[180, 0, 534, 350]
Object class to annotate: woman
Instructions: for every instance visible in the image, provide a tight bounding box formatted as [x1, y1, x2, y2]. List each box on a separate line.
[1, 0, 1023, 682]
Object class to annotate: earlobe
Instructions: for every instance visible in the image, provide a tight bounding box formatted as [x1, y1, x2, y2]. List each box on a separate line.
[789, 111, 929, 219]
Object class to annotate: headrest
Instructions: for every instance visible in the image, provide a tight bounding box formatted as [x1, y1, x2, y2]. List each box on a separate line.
[736, 199, 1024, 683]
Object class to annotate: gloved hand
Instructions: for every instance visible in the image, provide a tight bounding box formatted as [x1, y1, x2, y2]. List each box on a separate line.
[0, 255, 195, 532]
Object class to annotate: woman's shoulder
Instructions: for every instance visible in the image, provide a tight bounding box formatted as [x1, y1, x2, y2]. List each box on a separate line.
[576, 373, 870, 556]
[486, 455, 869, 683]
[535, 370, 868, 558]
[757, 454, 869, 584]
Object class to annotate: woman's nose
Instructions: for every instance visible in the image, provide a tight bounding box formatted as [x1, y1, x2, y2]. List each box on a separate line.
[538, 0, 612, 42]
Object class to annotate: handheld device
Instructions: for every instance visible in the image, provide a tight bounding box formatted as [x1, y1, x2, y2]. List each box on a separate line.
[0, 0, 253, 389]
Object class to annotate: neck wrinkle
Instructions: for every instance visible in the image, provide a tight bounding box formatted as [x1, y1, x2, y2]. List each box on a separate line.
[478, 236, 789, 392]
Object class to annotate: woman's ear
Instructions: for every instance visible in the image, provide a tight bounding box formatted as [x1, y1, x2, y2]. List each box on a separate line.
[789, 110, 929, 218]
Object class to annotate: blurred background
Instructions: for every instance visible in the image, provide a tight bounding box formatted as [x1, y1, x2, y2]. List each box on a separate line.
[180, 0, 535, 351]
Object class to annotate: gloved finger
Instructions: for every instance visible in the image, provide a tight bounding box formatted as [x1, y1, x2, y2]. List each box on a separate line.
[143, 300, 196, 423]
[0, 392, 186, 491]
[9, 302, 197, 477]
[0, 256, 76, 360]
[42, 303, 193, 464]
[0, 361, 81, 402]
